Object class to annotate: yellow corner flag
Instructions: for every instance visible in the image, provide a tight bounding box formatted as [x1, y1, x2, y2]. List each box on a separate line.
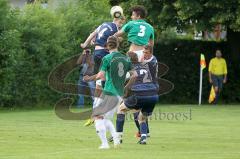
[208, 86, 216, 103]
[200, 54, 206, 70]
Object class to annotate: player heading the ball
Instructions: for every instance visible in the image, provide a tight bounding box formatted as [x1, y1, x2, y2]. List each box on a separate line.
[114, 5, 154, 61]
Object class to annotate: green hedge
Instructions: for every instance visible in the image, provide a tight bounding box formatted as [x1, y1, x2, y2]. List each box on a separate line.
[155, 39, 240, 104]
[0, 0, 111, 107]
[0, 1, 22, 106]
[0, 0, 239, 107]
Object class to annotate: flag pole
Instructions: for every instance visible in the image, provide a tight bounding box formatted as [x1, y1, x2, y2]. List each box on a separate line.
[199, 53, 206, 105]
[199, 66, 203, 105]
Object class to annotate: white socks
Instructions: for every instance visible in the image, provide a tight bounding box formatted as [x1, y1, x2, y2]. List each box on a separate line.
[95, 118, 120, 148]
[117, 132, 123, 140]
[95, 119, 108, 147]
[104, 119, 119, 145]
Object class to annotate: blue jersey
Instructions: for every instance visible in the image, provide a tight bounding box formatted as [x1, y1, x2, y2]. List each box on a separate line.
[131, 62, 158, 96]
[95, 22, 118, 47]
[146, 56, 159, 87]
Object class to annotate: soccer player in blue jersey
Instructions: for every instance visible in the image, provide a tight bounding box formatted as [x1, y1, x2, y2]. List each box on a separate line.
[133, 45, 159, 137]
[81, 16, 125, 75]
[116, 46, 159, 145]
[81, 14, 125, 126]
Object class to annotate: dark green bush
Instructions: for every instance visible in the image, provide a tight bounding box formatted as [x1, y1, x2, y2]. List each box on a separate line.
[155, 39, 240, 104]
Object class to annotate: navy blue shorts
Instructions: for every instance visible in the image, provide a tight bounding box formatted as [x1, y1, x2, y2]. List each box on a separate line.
[93, 49, 109, 74]
[124, 95, 159, 116]
[211, 74, 224, 89]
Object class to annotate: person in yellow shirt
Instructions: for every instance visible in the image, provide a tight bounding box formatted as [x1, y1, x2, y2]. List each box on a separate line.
[208, 49, 227, 104]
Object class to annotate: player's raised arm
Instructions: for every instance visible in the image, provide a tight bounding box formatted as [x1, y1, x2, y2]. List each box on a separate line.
[80, 30, 97, 49]
[114, 29, 125, 37]
[114, 19, 132, 38]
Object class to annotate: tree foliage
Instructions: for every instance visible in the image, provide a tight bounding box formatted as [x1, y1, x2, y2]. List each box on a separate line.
[0, 1, 22, 106]
[0, 0, 114, 107]
[56, 0, 111, 55]
[110, 0, 240, 31]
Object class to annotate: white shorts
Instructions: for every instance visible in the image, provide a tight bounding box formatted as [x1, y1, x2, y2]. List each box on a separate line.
[125, 50, 145, 81]
[133, 50, 144, 62]
[96, 79, 102, 86]
[93, 94, 122, 119]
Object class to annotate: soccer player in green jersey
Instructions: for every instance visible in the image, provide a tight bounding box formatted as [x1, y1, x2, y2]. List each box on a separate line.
[114, 5, 154, 61]
[84, 36, 136, 149]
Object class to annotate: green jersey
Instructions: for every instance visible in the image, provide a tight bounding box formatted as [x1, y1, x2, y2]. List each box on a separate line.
[122, 19, 154, 46]
[100, 52, 132, 96]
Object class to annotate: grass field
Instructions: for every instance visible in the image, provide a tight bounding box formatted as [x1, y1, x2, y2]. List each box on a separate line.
[1, 105, 240, 159]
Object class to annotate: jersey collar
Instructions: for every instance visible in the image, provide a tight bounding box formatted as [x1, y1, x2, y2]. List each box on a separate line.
[143, 56, 154, 63]
[135, 19, 145, 22]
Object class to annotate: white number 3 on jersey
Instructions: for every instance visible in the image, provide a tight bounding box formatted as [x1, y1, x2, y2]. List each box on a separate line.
[138, 25, 146, 37]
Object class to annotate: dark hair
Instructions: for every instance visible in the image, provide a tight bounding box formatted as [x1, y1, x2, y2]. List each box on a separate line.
[127, 51, 138, 64]
[144, 45, 153, 54]
[106, 36, 119, 50]
[131, 5, 147, 18]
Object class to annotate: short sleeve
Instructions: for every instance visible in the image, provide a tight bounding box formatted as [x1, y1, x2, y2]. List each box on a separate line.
[150, 27, 154, 40]
[223, 59, 228, 74]
[100, 56, 109, 72]
[95, 25, 101, 32]
[122, 21, 133, 33]
[208, 59, 213, 72]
